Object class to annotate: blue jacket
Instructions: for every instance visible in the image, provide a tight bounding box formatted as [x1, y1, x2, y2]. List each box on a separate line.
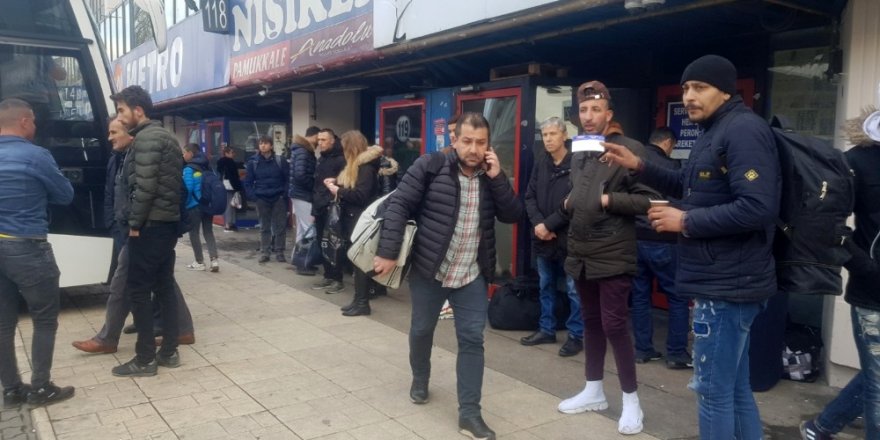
[640, 97, 780, 302]
[184, 153, 210, 209]
[244, 152, 288, 202]
[287, 136, 316, 202]
[0, 135, 74, 238]
[103, 149, 127, 228]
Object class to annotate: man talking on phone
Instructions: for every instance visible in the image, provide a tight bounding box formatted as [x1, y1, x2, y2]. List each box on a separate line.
[371, 112, 521, 440]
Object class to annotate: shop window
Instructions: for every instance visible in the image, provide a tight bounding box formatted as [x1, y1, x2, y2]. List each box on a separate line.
[769, 47, 837, 141]
[380, 102, 425, 176]
[534, 85, 577, 158]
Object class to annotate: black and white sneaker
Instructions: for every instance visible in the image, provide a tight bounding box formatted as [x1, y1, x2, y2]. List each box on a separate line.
[112, 357, 158, 377]
[3, 384, 31, 408]
[26, 383, 74, 406]
[459, 415, 496, 440]
[157, 351, 181, 368]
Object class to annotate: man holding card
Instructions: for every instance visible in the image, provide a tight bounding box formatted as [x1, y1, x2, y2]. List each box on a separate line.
[556, 81, 658, 435]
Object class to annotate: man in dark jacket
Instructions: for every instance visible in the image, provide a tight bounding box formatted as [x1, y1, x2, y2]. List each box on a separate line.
[521, 116, 583, 358]
[104, 117, 133, 282]
[110, 85, 184, 377]
[310, 128, 346, 293]
[245, 135, 290, 263]
[556, 81, 657, 435]
[372, 112, 522, 440]
[799, 109, 880, 440]
[604, 55, 781, 439]
[288, 126, 319, 274]
[216, 145, 243, 231]
[629, 127, 691, 369]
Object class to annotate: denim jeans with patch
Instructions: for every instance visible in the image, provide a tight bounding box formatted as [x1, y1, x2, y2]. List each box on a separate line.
[536, 256, 582, 338]
[689, 298, 764, 439]
[815, 306, 880, 438]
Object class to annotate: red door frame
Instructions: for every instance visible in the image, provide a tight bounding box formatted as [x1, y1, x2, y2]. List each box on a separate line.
[456, 87, 523, 281]
[378, 98, 428, 154]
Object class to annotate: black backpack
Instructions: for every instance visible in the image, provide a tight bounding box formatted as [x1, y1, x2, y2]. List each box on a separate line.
[488, 276, 571, 331]
[714, 115, 854, 295]
[186, 163, 228, 216]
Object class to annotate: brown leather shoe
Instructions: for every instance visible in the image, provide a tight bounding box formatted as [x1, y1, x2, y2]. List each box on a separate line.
[71, 338, 117, 354]
[154, 333, 195, 346]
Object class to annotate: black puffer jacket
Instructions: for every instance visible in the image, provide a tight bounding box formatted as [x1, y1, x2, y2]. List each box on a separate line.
[288, 135, 316, 201]
[103, 149, 126, 228]
[216, 156, 243, 192]
[377, 150, 523, 283]
[312, 139, 345, 216]
[126, 120, 183, 229]
[564, 130, 658, 280]
[525, 150, 571, 260]
[337, 146, 382, 238]
[844, 143, 880, 310]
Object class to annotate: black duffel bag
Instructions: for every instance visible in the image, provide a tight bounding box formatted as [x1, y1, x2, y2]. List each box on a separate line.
[488, 277, 572, 331]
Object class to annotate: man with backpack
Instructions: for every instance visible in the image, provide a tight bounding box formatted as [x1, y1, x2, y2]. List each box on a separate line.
[372, 112, 522, 440]
[244, 135, 290, 264]
[182, 143, 220, 272]
[603, 55, 781, 439]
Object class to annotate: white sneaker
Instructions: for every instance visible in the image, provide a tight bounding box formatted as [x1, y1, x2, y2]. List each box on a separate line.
[186, 261, 206, 271]
[557, 380, 608, 414]
[618, 391, 644, 435]
[210, 259, 219, 273]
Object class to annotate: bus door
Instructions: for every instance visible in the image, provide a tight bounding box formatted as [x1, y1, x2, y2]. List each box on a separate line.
[457, 88, 523, 281]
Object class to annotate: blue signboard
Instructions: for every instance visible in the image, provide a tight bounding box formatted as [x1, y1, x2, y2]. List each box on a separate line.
[112, 15, 229, 103]
[666, 101, 703, 159]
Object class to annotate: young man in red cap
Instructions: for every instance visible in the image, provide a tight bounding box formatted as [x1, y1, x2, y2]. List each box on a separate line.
[557, 80, 658, 435]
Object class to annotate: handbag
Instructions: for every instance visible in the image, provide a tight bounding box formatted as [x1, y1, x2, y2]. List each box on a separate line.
[291, 225, 322, 269]
[321, 202, 345, 266]
[230, 191, 242, 209]
[347, 192, 415, 289]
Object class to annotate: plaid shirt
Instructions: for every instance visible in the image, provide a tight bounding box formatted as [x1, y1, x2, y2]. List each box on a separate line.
[436, 167, 483, 288]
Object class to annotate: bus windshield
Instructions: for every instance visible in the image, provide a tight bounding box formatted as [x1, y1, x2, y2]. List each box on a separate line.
[0, 1, 81, 38]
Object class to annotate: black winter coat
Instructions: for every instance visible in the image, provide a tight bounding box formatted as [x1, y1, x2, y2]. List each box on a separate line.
[312, 140, 346, 216]
[639, 97, 781, 303]
[377, 150, 523, 283]
[103, 149, 126, 228]
[288, 135, 316, 201]
[125, 120, 183, 228]
[243, 152, 288, 202]
[337, 146, 382, 238]
[564, 132, 658, 280]
[525, 151, 571, 260]
[216, 156, 243, 192]
[843, 143, 880, 311]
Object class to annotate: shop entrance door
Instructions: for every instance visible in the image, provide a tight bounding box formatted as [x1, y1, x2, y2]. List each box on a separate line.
[458, 88, 522, 280]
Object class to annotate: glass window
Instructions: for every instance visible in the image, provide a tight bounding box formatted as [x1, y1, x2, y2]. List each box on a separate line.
[768, 47, 837, 140]
[534, 85, 576, 159]
[380, 103, 425, 176]
[0, 2, 80, 37]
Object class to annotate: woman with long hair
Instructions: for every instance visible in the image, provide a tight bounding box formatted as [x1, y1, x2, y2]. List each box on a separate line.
[324, 130, 385, 316]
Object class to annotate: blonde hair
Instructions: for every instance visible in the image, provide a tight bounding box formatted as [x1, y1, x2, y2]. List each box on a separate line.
[337, 130, 369, 189]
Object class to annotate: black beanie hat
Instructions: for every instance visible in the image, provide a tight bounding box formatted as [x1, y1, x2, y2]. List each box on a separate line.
[680, 55, 737, 96]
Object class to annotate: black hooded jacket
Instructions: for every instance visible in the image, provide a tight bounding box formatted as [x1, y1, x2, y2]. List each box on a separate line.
[311, 139, 346, 216]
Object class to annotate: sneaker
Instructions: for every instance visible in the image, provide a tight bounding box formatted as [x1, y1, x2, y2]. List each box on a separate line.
[157, 351, 181, 368]
[458, 415, 496, 440]
[26, 383, 74, 406]
[311, 278, 335, 290]
[800, 419, 833, 440]
[186, 261, 206, 271]
[258, 255, 270, 263]
[111, 357, 158, 377]
[3, 384, 31, 408]
[123, 323, 137, 334]
[210, 258, 219, 273]
[520, 331, 556, 346]
[634, 350, 663, 364]
[324, 280, 345, 294]
[409, 379, 429, 404]
[666, 352, 694, 369]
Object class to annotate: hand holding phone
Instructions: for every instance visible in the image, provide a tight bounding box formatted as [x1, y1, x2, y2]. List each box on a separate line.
[484, 147, 501, 178]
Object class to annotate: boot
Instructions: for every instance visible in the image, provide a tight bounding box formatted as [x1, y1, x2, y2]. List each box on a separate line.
[343, 271, 372, 316]
[340, 297, 357, 312]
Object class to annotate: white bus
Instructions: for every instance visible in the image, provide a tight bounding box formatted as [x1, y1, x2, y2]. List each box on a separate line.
[0, 0, 165, 287]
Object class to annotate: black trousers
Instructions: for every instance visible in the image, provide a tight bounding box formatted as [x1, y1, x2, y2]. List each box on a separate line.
[125, 222, 179, 363]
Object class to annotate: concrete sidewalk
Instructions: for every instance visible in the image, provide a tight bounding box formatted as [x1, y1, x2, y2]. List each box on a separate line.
[13, 243, 660, 440]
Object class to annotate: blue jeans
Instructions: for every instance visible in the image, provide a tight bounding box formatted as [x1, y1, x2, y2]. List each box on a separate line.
[536, 256, 582, 337]
[409, 274, 487, 418]
[631, 241, 689, 355]
[815, 306, 880, 438]
[689, 299, 764, 439]
[0, 239, 61, 389]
